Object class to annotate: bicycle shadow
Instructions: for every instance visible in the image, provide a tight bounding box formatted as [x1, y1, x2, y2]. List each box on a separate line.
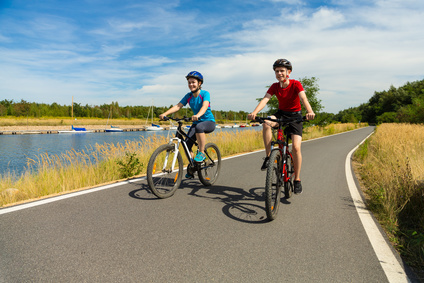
[127, 182, 157, 200]
[186, 182, 269, 224]
[128, 180, 292, 224]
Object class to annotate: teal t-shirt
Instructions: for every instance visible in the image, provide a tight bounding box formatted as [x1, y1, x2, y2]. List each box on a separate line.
[179, 90, 215, 124]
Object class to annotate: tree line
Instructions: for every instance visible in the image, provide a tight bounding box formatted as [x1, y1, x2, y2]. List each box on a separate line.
[1, 78, 422, 124]
[0, 99, 252, 122]
[332, 79, 424, 124]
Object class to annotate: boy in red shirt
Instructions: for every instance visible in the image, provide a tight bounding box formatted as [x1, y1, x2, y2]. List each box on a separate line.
[248, 59, 315, 194]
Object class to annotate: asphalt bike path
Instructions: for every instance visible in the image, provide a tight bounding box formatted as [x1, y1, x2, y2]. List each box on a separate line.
[0, 126, 416, 282]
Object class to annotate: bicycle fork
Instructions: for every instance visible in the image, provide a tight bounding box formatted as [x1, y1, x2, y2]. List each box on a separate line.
[276, 129, 290, 183]
[281, 145, 289, 183]
[165, 138, 182, 172]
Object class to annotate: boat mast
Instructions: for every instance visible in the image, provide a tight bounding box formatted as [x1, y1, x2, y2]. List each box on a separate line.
[71, 96, 74, 120]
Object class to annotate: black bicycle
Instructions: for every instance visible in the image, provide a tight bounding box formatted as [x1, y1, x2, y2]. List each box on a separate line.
[255, 116, 306, 220]
[147, 116, 221, 199]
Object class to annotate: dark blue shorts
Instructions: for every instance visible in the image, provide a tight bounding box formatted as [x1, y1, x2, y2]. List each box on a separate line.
[186, 121, 216, 151]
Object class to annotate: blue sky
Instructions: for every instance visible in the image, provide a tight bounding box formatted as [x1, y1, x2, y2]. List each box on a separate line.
[1, 0, 423, 114]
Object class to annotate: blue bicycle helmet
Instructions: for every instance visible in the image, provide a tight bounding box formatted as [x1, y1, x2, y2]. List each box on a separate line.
[186, 71, 203, 83]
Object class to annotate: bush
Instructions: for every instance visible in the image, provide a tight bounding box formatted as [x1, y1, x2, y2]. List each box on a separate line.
[116, 152, 143, 179]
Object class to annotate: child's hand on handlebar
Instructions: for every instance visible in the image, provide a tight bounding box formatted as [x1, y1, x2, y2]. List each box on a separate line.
[247, 113, 256, 121]
[306, 112, 315, 120]
[192, 115, 199, 121]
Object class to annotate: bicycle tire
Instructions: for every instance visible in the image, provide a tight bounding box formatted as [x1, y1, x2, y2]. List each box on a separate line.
[265, 149, 282, 220]
[198, 143, 221, 186]
[147, 144, 183, 199]
[284, 151, 295, 199]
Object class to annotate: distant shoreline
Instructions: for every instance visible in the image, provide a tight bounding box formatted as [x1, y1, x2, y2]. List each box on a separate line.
[0, 123, 244, 135]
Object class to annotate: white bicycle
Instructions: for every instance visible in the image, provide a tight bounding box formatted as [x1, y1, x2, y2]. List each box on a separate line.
[146, 117, 222, 199]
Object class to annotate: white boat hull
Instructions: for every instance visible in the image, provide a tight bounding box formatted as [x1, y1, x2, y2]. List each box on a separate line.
[146, 127, 163, 131]
[58, 130, 92, 134]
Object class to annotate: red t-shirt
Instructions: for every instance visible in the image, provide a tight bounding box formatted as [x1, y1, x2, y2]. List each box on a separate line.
[267, 79, 304, 112]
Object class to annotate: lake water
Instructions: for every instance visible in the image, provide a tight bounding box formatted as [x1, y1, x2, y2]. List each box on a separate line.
[0, 126, 261, 177]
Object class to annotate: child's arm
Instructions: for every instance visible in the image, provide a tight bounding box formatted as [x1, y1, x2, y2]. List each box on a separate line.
[248, 93, 272, 120]
[298, 91, 315, 120]
[192, 101, 209, 121]
[159, 103, 184, 120]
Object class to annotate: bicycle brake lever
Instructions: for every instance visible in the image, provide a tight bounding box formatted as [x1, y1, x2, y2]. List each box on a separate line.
[254, 117, 263, 123]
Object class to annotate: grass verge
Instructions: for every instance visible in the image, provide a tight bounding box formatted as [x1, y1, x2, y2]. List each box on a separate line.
[353, 123, 424, 278]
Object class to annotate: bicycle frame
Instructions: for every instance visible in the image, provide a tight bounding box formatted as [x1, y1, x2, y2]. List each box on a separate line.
[255, 115, 306, 219]
[272, 124, 293, 183]
[259, 115, 305, 183]
[164, 119, 196, 171]
[163, 117, 215, 173]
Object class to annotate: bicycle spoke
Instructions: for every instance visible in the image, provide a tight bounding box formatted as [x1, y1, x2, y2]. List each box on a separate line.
[265, 150, 282, 220]
[198, 143, 221, 186]
[284, 151, 294, 199]
[147, 144, 183, 199]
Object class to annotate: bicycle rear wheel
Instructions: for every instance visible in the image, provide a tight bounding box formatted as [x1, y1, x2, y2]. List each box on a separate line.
[198, 143, 221, 186]
[265, 149, 282, 220]
[147, 144, 183, 199]
[284, 151, 295, 199]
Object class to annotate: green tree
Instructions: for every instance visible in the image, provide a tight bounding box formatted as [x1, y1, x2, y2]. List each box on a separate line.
[0, 104, 6, 116]
[300, 77, 323, 113]
[13, 99, 30, 116]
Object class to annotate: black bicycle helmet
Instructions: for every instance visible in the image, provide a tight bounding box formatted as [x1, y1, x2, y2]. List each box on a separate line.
[273, 59, 292, 71]
[185, 71, 203, 83]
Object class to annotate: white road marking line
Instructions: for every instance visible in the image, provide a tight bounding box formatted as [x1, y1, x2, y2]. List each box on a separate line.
[0, 179, 143, 215]
[345, 132, 410, 283]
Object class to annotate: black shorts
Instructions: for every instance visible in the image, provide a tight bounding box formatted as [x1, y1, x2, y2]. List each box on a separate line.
[273, 110, 303, 137]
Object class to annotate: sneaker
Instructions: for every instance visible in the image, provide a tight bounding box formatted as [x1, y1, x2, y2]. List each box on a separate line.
[185, 172, 194, 179]
[261, 157, 270, 171]
[194, 151, 206, 162]
[294, 180, 303, 194]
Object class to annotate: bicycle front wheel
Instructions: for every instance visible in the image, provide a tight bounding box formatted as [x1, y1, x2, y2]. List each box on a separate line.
[284, 151, 295, 199]
[265, 149, 282, 220]
[198, 143, 221, 186]
[147, 144, 183, 199]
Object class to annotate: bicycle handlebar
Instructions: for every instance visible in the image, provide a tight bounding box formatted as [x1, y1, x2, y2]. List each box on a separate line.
[161, 116, 192, 122]
[252, 115, 307, 124]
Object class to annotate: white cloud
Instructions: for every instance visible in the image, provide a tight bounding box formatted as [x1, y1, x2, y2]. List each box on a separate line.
[1, 0, 423, 114]
[213, 2, 424, 112]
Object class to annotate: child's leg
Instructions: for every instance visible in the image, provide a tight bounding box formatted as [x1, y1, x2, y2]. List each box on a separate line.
[186, 126, 197, 159]
[262, 117, 277, 157]
[193, 121, 216, 155]
[291, 134, 302, 181]
[196, 132, 206, 152]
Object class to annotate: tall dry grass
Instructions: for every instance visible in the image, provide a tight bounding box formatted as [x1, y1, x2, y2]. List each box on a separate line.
[0, 135, 167, 206]
[0, 123, 367, 207]
[354, 123, 424, 270]
[303, 122, 365, 140]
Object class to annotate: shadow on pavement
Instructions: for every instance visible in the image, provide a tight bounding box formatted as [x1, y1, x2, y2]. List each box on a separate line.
[128, 180, 294, 224]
